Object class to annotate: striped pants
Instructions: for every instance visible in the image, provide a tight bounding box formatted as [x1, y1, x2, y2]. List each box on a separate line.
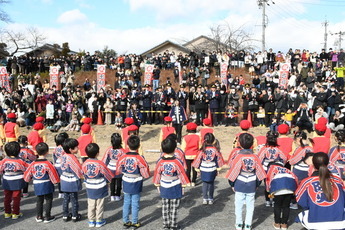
[162, 198, 180, 228]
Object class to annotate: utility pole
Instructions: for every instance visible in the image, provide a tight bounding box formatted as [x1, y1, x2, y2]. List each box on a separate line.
[330, 31, 345, 50]
[257, 0, 274, 52]
[322, 20, 328, 50]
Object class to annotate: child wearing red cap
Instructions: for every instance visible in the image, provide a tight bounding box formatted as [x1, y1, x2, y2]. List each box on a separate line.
[78, 124, 96, 163]
[123, 125, 144, 156]
[4, 113, 19, 142]
[35, 117, 47, 143]
[159, 116, 176, 143]
[181, 122, 200, 186]
[200, 118, 214, 141]
[277, 124, 294, 159]
[121, 117, 134, 147]
[232, 120, 257, 149]
[28, 123, 44, 151]
[312, 123, 330, 153]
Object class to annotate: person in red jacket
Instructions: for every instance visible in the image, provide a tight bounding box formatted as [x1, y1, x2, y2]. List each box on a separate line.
[121, 117, 134, 147]
[159, 116, 175, 143]
[200, 118, 214, 141]
[312, 123, 330, 153]
[277, 124, 294, 159]
[28, 123, 44, 151]
[77, 124, 95, 162]
[4, 113, 19, 142]
[181, 122, 200, 186]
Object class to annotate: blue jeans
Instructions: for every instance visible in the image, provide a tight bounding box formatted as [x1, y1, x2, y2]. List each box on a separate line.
[327, 106, 335, 118]
[235, 192, 255, 226]
[153, 79, 159, 92]
[123, 193, 140, 224]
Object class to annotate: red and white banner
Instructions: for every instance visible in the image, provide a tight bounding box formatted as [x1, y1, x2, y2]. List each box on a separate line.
[144, 64, 154, 85]
[0, 67, 10, 93]
[97, 64, 106, 92]
[279, 63, 290, 89]
[49, 66, 60, 89]
[220, 62, 228, 87]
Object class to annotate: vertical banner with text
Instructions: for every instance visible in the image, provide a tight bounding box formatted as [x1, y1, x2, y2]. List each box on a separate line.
[0, 66, 10, 93]
[220, 62, 228, 87]
[144, 64, 154, 85]
[49, 66, 60, 90]
[279, 63, 290, 89]
[97, 64, 106, 92]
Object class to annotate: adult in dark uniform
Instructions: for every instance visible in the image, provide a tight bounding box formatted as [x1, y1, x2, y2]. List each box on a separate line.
[154, 86, 166, 124]
[207, 85, 221, 126]
[194, 85, 206, 125]
[142, 84, 153, 125]
[176, 84, 188, 110]
[169, 100, 187, 143]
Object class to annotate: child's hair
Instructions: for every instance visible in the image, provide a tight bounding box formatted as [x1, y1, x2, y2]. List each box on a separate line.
[111, 133, 122, 149]
[18, 135, 28, 145]
[36, 142, 49, 156]
[294, 131, 313, 147]
[127, 135, 140, 151]
[5, 141, 21, 157]
[62, 138, 79, 154]
[166, 133, 177, 142]
[335, 130, 345, 152]
[187, 129, 196, 133]
[55, 132, 69, 146]
[201, 133, 216, 151]
[161, 138, 177, 154]
[315, 129, 326, 136]
[312, 152, 333, 202]
[86, 143, 99, 158]
[239, 133, 254, 149]
[266, 131, 279, 147]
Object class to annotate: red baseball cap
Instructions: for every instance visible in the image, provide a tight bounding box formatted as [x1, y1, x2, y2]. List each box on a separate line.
[186, 122, 197, 130]
[124, 117, 134, 125]
[240, 120, 250, 130]
[164, 116, 172, 122]
[203, 118, 211, 126]
[278, 124, 289, 134]
[81, 124, 91, 134]
[33, 122, 44, 130]
[7, 113, 16, 119]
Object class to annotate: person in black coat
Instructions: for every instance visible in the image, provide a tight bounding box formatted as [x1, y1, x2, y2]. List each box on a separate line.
[141, 84, 153, 125]
[176, 85, 188, 110]
[261, 89, 275, 127]
[207, 85, 220, 126]
[193, 85, 206, 125]
[219, 86, 228, 125]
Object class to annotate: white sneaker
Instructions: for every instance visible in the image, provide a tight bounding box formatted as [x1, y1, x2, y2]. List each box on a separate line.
[290, 203, 298, 210]
[202, 199, 208, 205]
[58, 193, 64, 199]
[265, 201, 271, 207]
[235, 224, 243, 230]
[115, 196, 122, 201]
[208, 199, 214, 205]
[110, 196, 116, 201]
[244, 224, 251, 230]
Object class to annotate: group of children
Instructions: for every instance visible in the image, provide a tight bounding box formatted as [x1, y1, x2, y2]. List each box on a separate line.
[0, 112, 344, 230]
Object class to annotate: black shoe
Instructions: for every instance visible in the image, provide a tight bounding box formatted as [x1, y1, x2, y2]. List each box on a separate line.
[72, 214, 81, 222]
[123, 222, 132, 229]
[62, 213, 72, 222]
[44, 216, 56, 223]
[163, 225, 170, 229]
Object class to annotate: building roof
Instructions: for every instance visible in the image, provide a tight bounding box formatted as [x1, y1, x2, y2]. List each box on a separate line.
[183, 35, 229, 50]
[26, 43, 77, 56]
[141, 40, 190, 57]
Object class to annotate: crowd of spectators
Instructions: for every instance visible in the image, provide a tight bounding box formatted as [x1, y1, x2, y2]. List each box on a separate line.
[1, 47, 345, 132]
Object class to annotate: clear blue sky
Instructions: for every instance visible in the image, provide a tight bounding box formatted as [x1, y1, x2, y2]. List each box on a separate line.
[1, 0, 345, 54]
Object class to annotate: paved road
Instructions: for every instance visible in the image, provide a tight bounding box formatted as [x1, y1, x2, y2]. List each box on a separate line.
[0, 177, 305, 230]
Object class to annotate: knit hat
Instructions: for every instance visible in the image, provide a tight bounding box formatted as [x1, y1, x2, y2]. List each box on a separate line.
[81, 124, 91, 134]
[186, 122, 197, 131]
[277, 124, 289, 134]
[240, 120, 251, 130]
[124, 117, 134, 125]
[203, 118, 211, 126]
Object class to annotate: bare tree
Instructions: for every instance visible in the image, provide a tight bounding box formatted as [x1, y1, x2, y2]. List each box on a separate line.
[209, 22, 258, 52]
[1, 27, 46, 56]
